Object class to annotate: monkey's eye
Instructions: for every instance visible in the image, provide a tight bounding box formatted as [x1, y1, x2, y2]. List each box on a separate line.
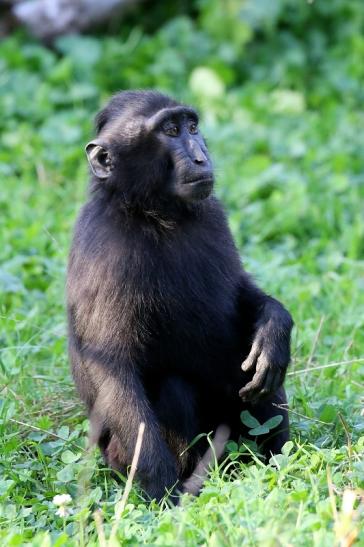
[189, 121, 198, 135]
[164, 125, 179, 137]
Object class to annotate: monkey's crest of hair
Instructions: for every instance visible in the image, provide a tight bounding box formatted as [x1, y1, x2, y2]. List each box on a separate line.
[95, 90, 179, 134]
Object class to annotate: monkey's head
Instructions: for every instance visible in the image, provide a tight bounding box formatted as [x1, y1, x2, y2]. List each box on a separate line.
[86, 91, 214, 207]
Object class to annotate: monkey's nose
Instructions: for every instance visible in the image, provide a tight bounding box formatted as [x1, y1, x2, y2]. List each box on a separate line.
[189, 140, 207, 165]
[194, 155, 206, 165]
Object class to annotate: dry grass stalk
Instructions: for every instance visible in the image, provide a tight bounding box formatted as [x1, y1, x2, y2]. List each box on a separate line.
[108, 422, 145, 545]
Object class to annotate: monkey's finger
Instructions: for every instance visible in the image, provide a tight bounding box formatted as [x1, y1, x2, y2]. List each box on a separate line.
[239, 365, 268, 399]
[247, 355, 277, 400]
[241, 342, 261, 372]
[254, 369, 277, 400]
[255, 365, 286, 401]
[265, 364, 285, 391]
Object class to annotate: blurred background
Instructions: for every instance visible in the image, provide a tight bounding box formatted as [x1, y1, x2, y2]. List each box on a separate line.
[0, 1, 363, 542]
[1, 0, 364, 356]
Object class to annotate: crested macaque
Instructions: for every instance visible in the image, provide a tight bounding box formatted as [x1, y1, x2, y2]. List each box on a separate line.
[67, 90, 293, 501]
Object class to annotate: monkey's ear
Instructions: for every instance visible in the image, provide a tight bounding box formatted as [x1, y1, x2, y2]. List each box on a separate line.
[85, 141, 113, 179]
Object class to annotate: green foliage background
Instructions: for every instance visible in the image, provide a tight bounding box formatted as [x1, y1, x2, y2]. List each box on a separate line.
[0, 0, 363, 544]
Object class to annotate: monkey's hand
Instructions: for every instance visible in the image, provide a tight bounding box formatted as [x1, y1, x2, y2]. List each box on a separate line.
[239, 300, 293, 402]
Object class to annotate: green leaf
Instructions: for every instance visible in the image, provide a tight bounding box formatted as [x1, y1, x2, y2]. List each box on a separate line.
[282, 441, 294, 457]
[248, 415, 283, 435]
[263, 415, 284, 430]
[57, 464, 75, 483]
[0, 480, 15, 496]
[189, 67, 225, 99]
[226, 441, 238, 453]
[319, 404, 336, 423]
[0, 270, 24, 294]
[248, 425, 270, 436]
[239, 439, 258, 453]
[61, 450, 81, 464]
[240, 410, 261, 429]
[57, 426, 69, 440]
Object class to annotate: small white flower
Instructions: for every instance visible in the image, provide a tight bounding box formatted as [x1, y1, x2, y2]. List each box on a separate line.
[53, 493, 72, 507]
[53, 494, 72, 518]
[56, 506, 70, 518]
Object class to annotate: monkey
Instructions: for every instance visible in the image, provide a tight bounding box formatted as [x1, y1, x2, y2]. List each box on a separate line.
[67, 90, 293, 502]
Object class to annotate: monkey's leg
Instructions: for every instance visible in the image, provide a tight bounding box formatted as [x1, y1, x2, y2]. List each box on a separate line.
[153, 378, 230, 501]
[84, 360, 179, 502]
[153, 376, 201, 479]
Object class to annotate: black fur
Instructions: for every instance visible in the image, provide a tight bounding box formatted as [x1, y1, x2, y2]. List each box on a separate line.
[67, 90, 293, 501]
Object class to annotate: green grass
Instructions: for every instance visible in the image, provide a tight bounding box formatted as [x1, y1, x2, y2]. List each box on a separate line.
[0, 2, 364, 544]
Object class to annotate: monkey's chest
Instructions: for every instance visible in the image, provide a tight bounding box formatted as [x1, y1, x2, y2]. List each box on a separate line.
[114, 229, 246, 380]
[124, 271, 243, 381]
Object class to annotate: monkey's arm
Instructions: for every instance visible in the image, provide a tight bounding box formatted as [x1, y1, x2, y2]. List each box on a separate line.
[237, 276, 293, 402]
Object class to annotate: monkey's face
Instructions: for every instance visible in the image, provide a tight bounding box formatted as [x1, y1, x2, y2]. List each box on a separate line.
[85, 96, 214, 205]
[148, 105, 214, 202]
